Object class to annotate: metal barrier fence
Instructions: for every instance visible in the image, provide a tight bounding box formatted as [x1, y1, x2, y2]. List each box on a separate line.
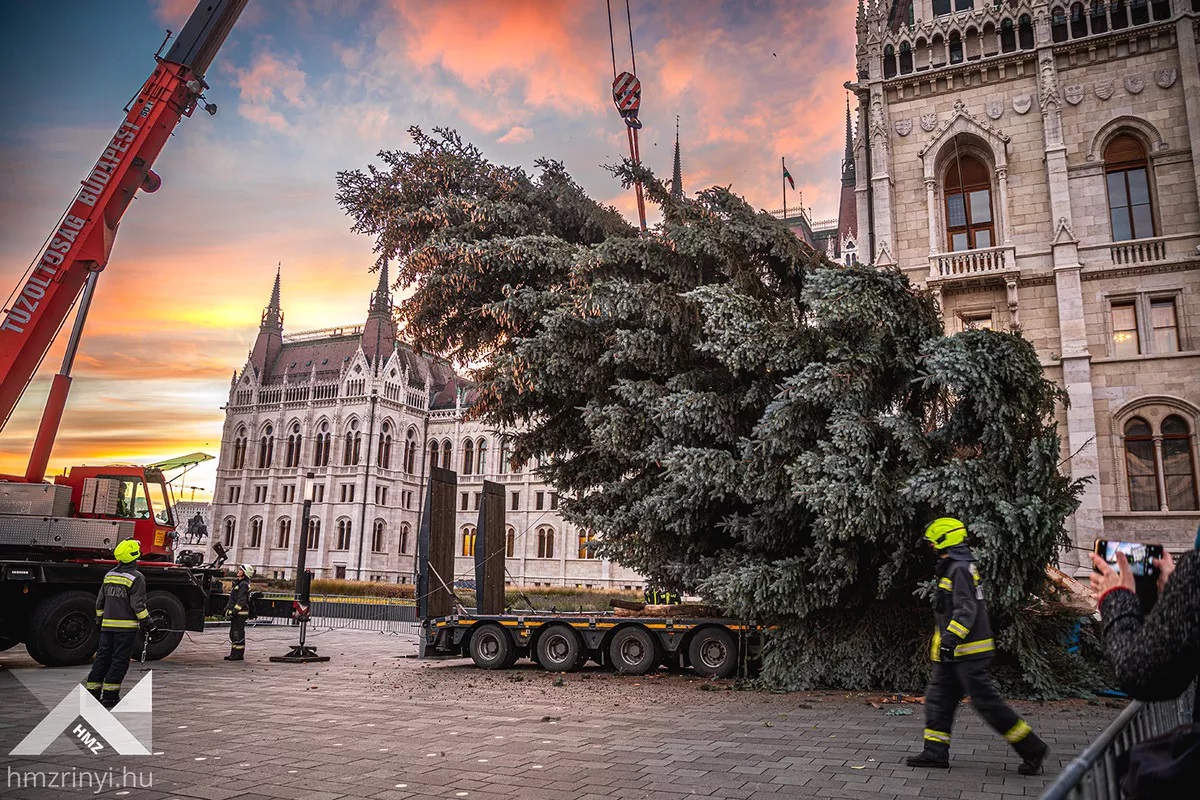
[1039, 683, 1195, 800]
[255, 593, 421, 635]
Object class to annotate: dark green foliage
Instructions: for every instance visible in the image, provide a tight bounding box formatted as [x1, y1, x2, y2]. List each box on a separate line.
[337, 129, 1094, 695]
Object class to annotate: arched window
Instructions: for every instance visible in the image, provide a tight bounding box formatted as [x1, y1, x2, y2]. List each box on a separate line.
[285, 422, 302, 468]
[372, 520, 386, 553]
[378, 421, 393, 469]
[405, 428, 417, 473]
[277, 517, 291, 549]
[899, 41, 913, 74]
[428, 440, 440, 473]
[1000, 18, 1017, 51]
[1017, 14, 1034, 49]
[944, 153, 995, 252]
[1070, 2, 1088, 36]
[499, 440, 511, 475]
[461, 525, 477, 557]
[258, 424, 274, 468]
[883, 45, 897, 79]
[336, 519, 352, 550]
[1089, 0, 1108, 34]
[462, 439, 474, 475]
[1151, 0, 1170, 20]
[1131, 0, 1150, 24]
[231, 427, 248, 470]
[536, 526, 555, 559]
[1110, 0, 1129, 29]
[441, 439, 453, 469]
[399, 522, 411, 555]
[1105, 134, 1154, 242]
[223, 517, 235, 547]
[1162, 416, 1199, 511]
[476, 438, 488, 475]
[344, 420, 362, 466]
[1051, 7, 1068, 41]
[249, 517, 262, 548]
[948, 31, 963, 64]
[313, 420, 331, 466]
[505, 525, 515, 558]
[578, 529, 598, 559]
[934, 0, 952, 15]
[306, 518, 320, 550]
[1124, 418, 1158, 511]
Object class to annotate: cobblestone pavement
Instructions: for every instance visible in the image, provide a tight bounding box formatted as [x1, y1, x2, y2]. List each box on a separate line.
[1, 627, 1123, 799]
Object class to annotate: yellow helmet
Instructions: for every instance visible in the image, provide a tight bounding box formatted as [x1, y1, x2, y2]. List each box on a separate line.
[113, 539, 142, 563]
[923, 517, 967, 550]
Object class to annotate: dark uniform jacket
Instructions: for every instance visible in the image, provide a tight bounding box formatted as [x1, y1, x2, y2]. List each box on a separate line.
[1099, 549, 1200, 721]
[930, 544, 996, 662]
[95, 563, 149, 631]
[226, 577, 251, 617]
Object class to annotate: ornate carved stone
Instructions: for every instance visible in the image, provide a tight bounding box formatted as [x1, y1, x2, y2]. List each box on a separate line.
[894, 118, 913, 136]
[1125, 75, 1145, 94]
[986, 99, 1003, 120]
[1155, 68, 1178, 89]
[920, 112, 938, 132]
[1065, 85, 1084, 105]
[1052, 217, 1077, 246]
[1012, 94, 1032, 114]
[1095, 79, 1115, 100]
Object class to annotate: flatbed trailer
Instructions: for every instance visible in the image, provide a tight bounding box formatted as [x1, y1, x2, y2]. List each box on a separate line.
[422, 611, 765, 678]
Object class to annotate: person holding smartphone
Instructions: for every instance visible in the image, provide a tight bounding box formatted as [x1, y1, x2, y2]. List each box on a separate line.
[1089, 530, 1200, 719]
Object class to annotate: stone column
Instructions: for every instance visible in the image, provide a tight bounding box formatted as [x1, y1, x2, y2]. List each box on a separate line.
[1175, 17, 1200, 205]
[926, 177, 939, 255]
[996, 166, 1013, 245]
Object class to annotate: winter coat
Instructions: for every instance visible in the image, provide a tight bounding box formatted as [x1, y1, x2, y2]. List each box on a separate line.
[226, 576, 251, 616]
[930, 544, 996, 662]
[1099, 549, 1200, 720]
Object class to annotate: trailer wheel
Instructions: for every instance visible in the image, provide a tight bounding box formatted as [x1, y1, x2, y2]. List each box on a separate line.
[132, 592, 186, 662]
[688, 627, 738, 679]
[536, 624, 583, 672]
[609, 626, 663, 675]
[26, 591, 99, 667]
[469, 624, 516, 669]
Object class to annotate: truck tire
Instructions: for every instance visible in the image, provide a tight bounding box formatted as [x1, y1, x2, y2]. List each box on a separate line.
[609, 626, 663, 675]
[132, 591, 186, 662]
[26, 591, 100, 667]
[0, 635, 18, 652]
[687, 627, 738, 679]
[536, 624, 583, 672]
[469, 624, 516, 669]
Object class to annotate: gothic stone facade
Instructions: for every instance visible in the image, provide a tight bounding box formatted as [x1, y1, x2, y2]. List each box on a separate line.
[854, 0, 1200, 566]
[202, 271, 646, 589]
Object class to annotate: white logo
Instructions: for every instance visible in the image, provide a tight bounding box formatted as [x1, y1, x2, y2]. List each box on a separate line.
[9, 673, 153, 756]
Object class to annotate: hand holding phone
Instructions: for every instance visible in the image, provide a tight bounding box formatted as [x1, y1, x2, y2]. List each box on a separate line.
[1090, 551, 1135, 600]
[1094, 539, 1163, 578]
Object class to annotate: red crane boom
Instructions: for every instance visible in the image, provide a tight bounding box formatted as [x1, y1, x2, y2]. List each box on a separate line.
[0, 0, 248, 482]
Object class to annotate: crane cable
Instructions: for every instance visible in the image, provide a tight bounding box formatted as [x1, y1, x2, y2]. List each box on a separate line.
[606, 0, 648, 232]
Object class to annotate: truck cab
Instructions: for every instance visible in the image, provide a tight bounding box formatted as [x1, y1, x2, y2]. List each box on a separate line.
[54, 465, 176, 561]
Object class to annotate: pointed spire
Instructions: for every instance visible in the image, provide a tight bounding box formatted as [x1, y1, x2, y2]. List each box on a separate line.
[269, 263, 281, 311]
[369, 261, 391, 316]
[670, 116, 683, 201]
[259, 263, 283, 331]
[841, 96, 857, 188]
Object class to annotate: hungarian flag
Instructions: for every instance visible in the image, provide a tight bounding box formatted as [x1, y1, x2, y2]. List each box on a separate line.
[783, 163, 796, 190]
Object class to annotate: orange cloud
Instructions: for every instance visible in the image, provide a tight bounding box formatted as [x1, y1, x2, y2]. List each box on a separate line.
[498, 126, 534, 145]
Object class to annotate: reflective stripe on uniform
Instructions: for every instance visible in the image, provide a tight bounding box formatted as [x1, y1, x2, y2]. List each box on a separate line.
[135, 609, 150, 619]
[104, 574, 134, 587]
[232, 644, 245, 650]
[95, 609, 104, 617]
[930, 627, 941, 661]
[937, 577, 952, 590]
[924, 728, 951, 744]
[84, 682, 101, 690]
[947, 620, 970, 638]
[102, 683, 122, 691]
[954, 638, 995, 657]
[1004, 720, 1032, 743]
[101, 619, 139, 630]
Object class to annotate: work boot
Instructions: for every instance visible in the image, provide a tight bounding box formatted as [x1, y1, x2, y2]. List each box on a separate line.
[99, 690, 120, 709]
[223, 653, 243, 661]
[1017, 740, 1050, 776]
[905, 751, 950, 769]
[85, 685, 102, 702]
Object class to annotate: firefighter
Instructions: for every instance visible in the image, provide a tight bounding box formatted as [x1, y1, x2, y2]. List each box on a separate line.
[906, 518, 1050, 775]
[84, 539, 152, 709]
[224, 564, 253, 661]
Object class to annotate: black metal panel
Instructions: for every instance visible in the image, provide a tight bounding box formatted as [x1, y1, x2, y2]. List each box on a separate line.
[163, 0, 249, 77]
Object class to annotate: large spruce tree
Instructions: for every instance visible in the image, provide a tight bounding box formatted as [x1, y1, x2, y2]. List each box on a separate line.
[337, 128, 1094, 694]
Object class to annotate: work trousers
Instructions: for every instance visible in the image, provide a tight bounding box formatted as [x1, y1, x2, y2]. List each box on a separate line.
[229, 615, 246, 655]
[85, 630, 137, 693]
[921, 657, 1043, 760]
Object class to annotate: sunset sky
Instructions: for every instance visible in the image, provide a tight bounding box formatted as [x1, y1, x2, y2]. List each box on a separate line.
[0, 0, 856, 499]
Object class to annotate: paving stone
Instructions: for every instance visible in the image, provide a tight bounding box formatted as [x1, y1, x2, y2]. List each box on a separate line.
[0, 630, 1121, 799]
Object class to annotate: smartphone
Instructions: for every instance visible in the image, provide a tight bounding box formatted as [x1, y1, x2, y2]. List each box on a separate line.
[1094, 539, 1164, 578]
